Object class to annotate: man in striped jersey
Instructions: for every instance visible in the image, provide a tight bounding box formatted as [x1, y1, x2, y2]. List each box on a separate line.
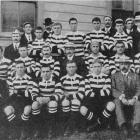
[35, 44, 60, 81]
[60, 42, 87, 77]
[0, 46, 12, 99]
[29, 26, 45, 61]
[66, 18, 86, 58]
[56, 60, 85, 136]
[109, 41, 135, 75]
[85, 17, 108, 56]
[11, 45, 36, 79]
[80, 59, 115, 132]
[31, 65, 59, 138]
[109, 19, 133, 57]
[4, 61, 37, 139]
[112, 57, 140, 137]
[85, 40, 109, 75]
[46, 22, 68, 56]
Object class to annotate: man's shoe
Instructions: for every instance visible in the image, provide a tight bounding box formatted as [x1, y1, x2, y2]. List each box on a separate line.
[133, 123, 140, 136]
[86, 119, 101, 133]
[121, 123, 128, 137]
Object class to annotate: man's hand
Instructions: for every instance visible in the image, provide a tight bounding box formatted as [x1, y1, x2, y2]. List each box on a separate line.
[136, 68, 140, 74]
[128, 98, 136, 106]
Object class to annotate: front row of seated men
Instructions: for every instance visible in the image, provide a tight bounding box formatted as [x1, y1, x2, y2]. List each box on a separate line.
[0, 41, 140, 139]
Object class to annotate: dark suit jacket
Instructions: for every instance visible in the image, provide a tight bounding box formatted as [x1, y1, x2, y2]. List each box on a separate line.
[112, 71, 140, 99]
[102, 27, 116, 37]
[60, 55, 88, 78]
[20, 33, 35, 46]
[4, 44, 20, 61]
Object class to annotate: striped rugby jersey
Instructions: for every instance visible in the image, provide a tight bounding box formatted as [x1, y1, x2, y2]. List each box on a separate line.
[66, 31, 86, 57]
[85, 53, 109, 71]
[86, 73, 111, 97]
[46, 34, 68, 52]
[109, 32, 133, 51]
[7, 74, 37, 99]
[11, 56, 36, 75]
[32, 75, 59, 101]
[134, 53, 140, 71]
[31, 38, 45, 51]
[0, 57, 12, 80]
[35, 56, 60, 78]
[85, 30, 107, 51]
[55, 73, 85, 100]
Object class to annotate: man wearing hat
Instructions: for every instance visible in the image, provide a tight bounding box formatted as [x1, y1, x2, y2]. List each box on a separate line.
[102, 16, 116, 37]
[132, 12, 140, 55]
[124, 17, 135, 36]
[60, 42, 87, 77]
[43, 18, 54, 40]
[109, 18, 133, 57]
[112, 56, 140, 137]
[20, 22, 35, 46]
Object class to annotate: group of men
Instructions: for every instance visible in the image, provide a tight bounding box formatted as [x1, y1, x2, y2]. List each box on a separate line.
[0, 11, 140, 140]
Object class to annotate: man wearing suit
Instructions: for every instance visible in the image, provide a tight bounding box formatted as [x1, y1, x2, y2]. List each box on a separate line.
[112, 56, 140, 137]
[43, 18, 54, 40]
[102, 16, 116, 37]
[60, 42, 87, 78]
[4, 31, 21, 61]
[20, 22, 35, 46]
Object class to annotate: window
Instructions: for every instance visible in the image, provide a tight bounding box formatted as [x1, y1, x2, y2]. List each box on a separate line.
[1, 1, 37, 32]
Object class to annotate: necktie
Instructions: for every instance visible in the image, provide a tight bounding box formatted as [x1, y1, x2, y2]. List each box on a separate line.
[28, 35, 31, 41]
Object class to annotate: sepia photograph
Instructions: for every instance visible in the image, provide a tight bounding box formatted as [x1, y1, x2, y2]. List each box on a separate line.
[0, 0, 140, 139]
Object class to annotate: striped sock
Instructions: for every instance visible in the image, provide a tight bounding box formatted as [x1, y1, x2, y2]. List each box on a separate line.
[7, 113, 16, 122]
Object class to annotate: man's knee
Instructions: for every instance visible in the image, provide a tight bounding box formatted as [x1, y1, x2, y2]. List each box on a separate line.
[106, 101, 115, 111]
[4, 106, 15, 116]
[61, 98, 70, 112]
[71, 99, 81, 111]
[24, 105, 32, 115]
[48, 100, 58, 113]
[32, 101, 40, 110]
[80, 106, 88, 116]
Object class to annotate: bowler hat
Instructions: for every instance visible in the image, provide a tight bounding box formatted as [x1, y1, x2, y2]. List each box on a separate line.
[43, 18, 53, 26]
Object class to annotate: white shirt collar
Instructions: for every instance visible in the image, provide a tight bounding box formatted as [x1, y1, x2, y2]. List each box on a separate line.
[105, 27, 111, 32]
[13, 42, 20, 49]
[67, 54, 74, 60]
[90, 52, 103, 59]
[92, 29, 102, 33]
[43, 56, 52, 61]
[66, 73, 78, 80]
[35, 38, 44, 42]
[15, 74, 27, 80]
[121, 71, 129, 76]
[25, 33, 32, 41]
[42, 75, 53, 83]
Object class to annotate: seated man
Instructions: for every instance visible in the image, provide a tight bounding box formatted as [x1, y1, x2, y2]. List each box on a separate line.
[4, 61, 36, 139]
[31, 65, 59, 138]
[109, 41, 135, 75]
[35, 44, 60, 81]
[85, 40, 109, 75]
[11, 45, 36, 79]
[60, 42, 87, 77]
[112, 56, 140, 137]
[56, 60, 85, 136]
[80, 59, 115, 132]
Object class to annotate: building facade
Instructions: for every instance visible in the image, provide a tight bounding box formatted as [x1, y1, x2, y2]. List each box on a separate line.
[0, 0, 139, 47]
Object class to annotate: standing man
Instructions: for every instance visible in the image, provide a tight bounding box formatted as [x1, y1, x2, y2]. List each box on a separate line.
[133, 12, 140, 55]
[102, 16, 116, 37]
[20, 22, 35, 46]
[66, 18, 86, 58]
[4, 31, 21, 61]
[43, 18, 54, 40]
[112, 57, 140, 137]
